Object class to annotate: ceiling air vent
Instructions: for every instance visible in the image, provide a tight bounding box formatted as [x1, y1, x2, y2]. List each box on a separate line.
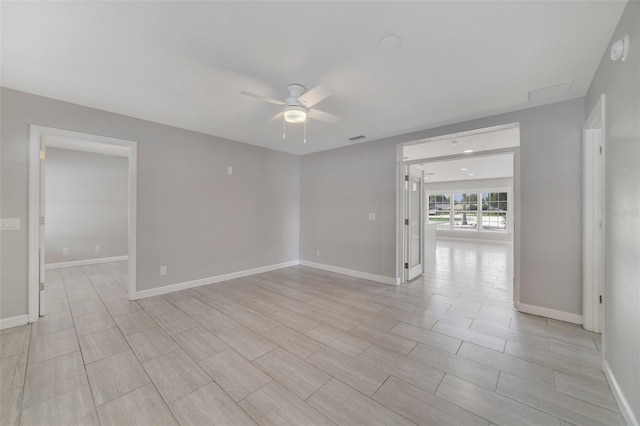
[349, 135, 366, 141]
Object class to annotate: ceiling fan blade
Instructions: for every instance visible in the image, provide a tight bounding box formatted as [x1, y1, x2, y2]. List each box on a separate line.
[307, 108, 340, 124]
[297, 84, 333, 108]
[268, 112, 284, 122]
[239, 91, 286, 106]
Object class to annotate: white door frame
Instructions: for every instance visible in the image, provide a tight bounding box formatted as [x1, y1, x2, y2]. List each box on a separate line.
[397, 124, 520, 299]
[582, 95, 606, 337]
[28, 125, 138, 323]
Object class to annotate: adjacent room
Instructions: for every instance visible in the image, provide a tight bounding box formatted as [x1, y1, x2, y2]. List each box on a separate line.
[1, 2, 638, 426]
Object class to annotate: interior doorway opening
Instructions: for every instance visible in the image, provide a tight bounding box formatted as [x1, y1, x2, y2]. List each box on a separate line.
[399, 123, 520, 305]
[28, 126, 137, 322]
[582, 94, 605, 339]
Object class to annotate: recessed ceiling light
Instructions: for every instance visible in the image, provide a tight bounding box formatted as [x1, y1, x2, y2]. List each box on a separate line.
[460, 168, 468, 171]
[463, 149, 474, 153]
[380, 35, 402, 50]
[469, 173, 475, 176]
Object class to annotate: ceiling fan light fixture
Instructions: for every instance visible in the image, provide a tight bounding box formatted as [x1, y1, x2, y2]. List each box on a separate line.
[284, 106, 307, 124]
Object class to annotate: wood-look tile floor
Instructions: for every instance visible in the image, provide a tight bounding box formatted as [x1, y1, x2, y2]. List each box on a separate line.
[1, 241, 624, 425]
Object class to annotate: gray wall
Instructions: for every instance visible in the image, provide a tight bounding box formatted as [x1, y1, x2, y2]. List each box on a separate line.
[300, 141, 398, 278]
[586, 1, 639, 420]
[45, 148, 128, 264]
[301, 97, 585, 315]
[0, 88, 300, 319]
[424, 177, 513, 192]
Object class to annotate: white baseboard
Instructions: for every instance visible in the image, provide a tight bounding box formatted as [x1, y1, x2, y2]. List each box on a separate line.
[45, 255, 129, 269]
[604, 359, 639, 426]
[133, 260, 300, 300]
[299, 260, 399, 285]
[0, 314, 29, 330]
[437, 236, 513, 245]
[516, 303, 583, 324]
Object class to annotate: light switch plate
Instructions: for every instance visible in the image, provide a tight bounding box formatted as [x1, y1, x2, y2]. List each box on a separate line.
[0, 218, 21, 231]
[227, 166, 233, 175]
[368, 213, 376, 221]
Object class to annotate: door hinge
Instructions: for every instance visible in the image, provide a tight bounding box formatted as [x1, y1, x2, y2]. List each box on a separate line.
[404, 262, 409, 269]
[40, 282, 44, 291]
[599, 295, 602, 304]
[404, 219, 409, 225]
[39, 217, 45, 225]
[404, 175, 409, 182]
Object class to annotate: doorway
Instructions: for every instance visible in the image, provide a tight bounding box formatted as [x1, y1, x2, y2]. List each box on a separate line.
[582, 94, 605, 337]
[28, 126, 137, 322]
[398, 124, 520, 303]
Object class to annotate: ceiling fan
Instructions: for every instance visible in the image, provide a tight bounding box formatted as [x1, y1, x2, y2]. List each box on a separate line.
[240, 84, 340, 125]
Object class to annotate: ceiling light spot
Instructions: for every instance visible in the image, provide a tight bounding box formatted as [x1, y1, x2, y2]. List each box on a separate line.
[451, 140, 458, 145]
[380, 35, 402, 50]
[460, 168, 468, 171]
[469, 173, 475, 176]
[464, 149, 474, 153]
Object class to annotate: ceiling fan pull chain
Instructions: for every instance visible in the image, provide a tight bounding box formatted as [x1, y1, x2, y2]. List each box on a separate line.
[304, 120, 307, 144]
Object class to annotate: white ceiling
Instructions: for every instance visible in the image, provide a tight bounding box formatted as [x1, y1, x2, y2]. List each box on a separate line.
[423, 154, 514, 183]
[1, 2, 626, 156]
[403, 125, 520, 161]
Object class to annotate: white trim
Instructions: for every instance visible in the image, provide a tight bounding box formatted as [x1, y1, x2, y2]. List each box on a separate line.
[516, 303, 582, 325]
[299, 260, 399, 285]
[0, 315, 29, 331]
[133, 260, 300, 300]
[29, 125, 137, 324]
[45, 256, 129, 270]
[583, 94, 606, 334]
[28, 129, 41, 322]
[603, 360, 639, 426]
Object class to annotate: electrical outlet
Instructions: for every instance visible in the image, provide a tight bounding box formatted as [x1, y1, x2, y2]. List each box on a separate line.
[160, 266, 167, 276]
[315, 249, 320, 257]
[94, 245, 101, 252]
[63, 248, 69, 255]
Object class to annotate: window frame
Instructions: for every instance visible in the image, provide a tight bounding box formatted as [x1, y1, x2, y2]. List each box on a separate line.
[426, 187, 512, 233]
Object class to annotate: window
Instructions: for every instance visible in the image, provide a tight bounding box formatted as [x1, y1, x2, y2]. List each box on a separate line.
[427, 194, 451, 229]
[482, 192, 508, 230]
[453, 193, 478, 230]
[427, 189, 510, 233]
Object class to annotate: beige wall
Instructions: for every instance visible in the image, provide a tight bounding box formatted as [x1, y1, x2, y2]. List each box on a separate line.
[586, 1, 640, 421]
[0, 88, 300, 320]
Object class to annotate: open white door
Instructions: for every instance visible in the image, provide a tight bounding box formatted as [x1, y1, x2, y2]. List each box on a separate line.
[38, 136, 47, 316]
[405, 164, 424, 281]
